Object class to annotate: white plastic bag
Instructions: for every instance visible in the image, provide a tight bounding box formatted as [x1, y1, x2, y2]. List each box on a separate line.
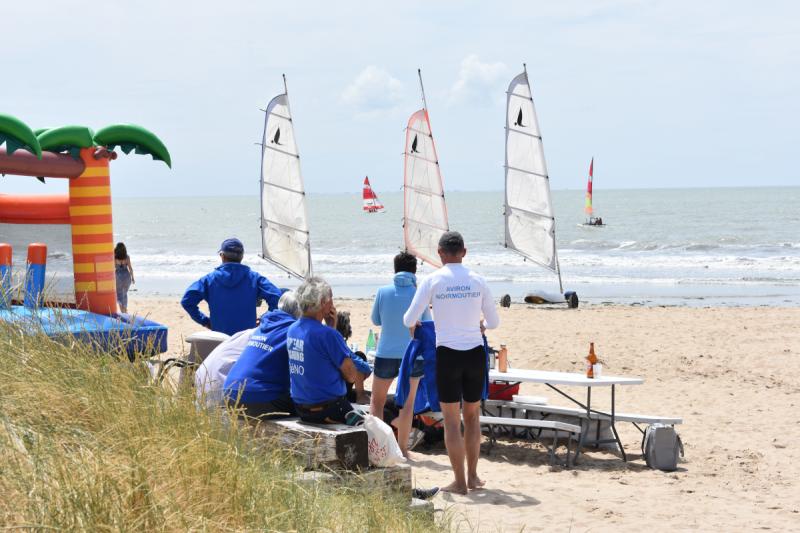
[362, 414, 406, 467]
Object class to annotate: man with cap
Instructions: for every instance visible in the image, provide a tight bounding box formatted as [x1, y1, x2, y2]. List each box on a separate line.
[181, 238, 283, 335]
[403, 231, 500, 495]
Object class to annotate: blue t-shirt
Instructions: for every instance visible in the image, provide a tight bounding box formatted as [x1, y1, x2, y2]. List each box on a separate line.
[287, 317, 350, 405]
[223, 309, 296, 405]
[371, 271, 431, 359]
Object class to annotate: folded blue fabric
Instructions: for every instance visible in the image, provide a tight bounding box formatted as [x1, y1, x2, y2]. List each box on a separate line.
[395, 321, 489, 414]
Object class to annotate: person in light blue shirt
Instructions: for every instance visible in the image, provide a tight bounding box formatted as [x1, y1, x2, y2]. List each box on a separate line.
[370, 251, 431, 456]
[287, 277, 361, 425]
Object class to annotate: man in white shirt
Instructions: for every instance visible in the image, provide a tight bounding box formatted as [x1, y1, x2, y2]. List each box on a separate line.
[403, 231, 500, 495]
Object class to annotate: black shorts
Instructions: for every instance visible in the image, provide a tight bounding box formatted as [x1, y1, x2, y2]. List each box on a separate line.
[435, 345, 486, 403]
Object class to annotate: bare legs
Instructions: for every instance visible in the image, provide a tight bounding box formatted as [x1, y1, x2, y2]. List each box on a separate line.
[439, 400, 483, 494]
[395, 377, 420, 457]
[440, 401, 468, 494]
[463, 400, 484, 489]
[353, 371, 370, 405]
[369, 376, 393, 421]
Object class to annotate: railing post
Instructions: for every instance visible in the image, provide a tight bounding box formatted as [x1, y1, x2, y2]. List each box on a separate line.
[0, 243, 11, 310]
[24, 243, 47, 309]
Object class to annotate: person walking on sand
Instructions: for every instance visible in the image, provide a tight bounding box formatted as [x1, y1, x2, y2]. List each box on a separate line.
[403, 231, 499, 494]
[370, 251, 431, 457]
[114, 242, 135, 313]
[181, 238, 283, 336]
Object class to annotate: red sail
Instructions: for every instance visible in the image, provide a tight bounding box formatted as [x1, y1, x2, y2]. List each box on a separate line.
[362, 176, 384, 212]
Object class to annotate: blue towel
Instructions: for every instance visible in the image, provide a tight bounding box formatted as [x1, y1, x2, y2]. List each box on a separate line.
[395, 321, 490, 414]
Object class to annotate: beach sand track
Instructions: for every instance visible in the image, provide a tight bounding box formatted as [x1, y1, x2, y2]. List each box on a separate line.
[133, 296, 800, 531]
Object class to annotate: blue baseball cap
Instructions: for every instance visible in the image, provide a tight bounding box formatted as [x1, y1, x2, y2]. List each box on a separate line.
[219, 238, 244, 255]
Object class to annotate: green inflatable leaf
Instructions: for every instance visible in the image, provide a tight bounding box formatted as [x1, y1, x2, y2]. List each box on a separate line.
[37, 125, 96, 159]
[0, 113, 42, 158]
[94, 124, 171, 168]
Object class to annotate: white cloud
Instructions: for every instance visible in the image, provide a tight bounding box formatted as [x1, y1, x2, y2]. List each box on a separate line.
[341, 66, 404, 114]
[448, 55, 509, 106]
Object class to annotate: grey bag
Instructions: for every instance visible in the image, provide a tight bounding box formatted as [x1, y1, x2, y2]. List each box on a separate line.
[642, 424, 684, 471]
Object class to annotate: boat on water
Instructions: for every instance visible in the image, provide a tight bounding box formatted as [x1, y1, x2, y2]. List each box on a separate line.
[503, 65, 578, 308]
[362, 176, 385, 213]
[402, 69, 449, 268]
[259, 75, 312, 279]
[581, 157, 605, 227]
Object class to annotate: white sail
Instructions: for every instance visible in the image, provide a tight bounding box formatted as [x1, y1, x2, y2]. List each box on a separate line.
[504, 70, 560, 281]
[403, 107, 449, 267]
[260, 89, 311, 280]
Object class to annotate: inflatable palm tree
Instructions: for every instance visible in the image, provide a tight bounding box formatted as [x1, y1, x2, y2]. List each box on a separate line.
[0, 113, 170, 314]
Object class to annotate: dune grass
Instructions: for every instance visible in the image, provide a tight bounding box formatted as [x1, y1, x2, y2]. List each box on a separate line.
[0, 322, 443, 531]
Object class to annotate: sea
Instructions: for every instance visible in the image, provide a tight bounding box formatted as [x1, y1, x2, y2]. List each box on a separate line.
[2, 187, 799, 307]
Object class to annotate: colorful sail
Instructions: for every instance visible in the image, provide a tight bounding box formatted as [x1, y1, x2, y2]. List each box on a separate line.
[504, 68, 561, 289]
[584, 157, 594, 216]
[403, 71, 449, 268]
[362, 176, 385, 213]
[260, 78, 312, 280]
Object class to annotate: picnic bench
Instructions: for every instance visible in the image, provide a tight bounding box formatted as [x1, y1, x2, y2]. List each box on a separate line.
[479, 415, 581, 467]
[484, 368, 684, 461]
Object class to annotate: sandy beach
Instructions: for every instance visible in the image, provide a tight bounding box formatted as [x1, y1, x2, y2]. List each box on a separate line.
[130, 295, 800, 531]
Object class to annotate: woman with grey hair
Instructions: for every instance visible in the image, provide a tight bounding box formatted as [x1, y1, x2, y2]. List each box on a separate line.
[286, 277, 362, 424]
[223, 290, 302, 420]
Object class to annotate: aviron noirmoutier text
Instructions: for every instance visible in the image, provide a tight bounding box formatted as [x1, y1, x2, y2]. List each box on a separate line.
[435, 285, 481, 300]
[247, 334, 274, 352]
[287, 338, 305, 375]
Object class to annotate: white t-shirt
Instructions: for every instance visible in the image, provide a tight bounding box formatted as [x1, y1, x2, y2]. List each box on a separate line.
[195, 328, 256, 408]
[403, 263, 499, 351]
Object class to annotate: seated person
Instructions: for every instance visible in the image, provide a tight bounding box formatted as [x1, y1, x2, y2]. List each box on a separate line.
[286, 277, 361, 425]
[223, 291, 302, 420]
[334, 310, 372, 405]
[195, 328, 253, 409]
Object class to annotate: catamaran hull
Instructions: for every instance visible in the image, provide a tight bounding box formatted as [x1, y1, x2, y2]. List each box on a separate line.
[523, 290, 579, 308]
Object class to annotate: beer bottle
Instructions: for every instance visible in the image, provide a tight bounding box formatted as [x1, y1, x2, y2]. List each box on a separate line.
[498, 344, 508, 373]
[586, 342, 598, 378]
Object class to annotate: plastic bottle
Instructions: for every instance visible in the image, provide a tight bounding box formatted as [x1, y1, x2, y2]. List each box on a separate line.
[586, 342, 598, 378]
[498, 344, 508, 373]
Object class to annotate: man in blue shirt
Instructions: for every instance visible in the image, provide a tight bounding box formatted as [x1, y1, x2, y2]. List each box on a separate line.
[223, 291, 302, 419]
[370, 252, 431, 456]
[181, 238, 283, 335]
[287, 277, 361, 425]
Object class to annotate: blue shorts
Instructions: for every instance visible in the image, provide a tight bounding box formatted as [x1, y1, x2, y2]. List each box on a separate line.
[374, 356, 424, 379]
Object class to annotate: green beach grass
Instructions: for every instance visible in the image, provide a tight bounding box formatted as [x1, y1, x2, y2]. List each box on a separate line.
[0, 322, 443, 531]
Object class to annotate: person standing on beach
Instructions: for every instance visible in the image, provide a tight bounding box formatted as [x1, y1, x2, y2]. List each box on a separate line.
[114, 242, 135, 313]
[181, 238, 283, 335]
[403, 231, 499, 494]
[370, 251, 431, 457]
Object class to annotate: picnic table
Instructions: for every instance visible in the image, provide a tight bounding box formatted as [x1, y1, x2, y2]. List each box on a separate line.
[487, 368, 644, 461]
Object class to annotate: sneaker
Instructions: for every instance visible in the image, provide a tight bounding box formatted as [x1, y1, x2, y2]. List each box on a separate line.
[412, 487, 440, 500]
[408, 428, 425, 451]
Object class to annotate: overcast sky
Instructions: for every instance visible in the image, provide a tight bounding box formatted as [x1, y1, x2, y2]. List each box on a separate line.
[1, 0, 798, 197]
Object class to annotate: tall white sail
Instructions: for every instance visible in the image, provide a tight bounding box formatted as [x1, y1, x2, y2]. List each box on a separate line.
[504, 68, 561, 290]
[403, 71, 449, 268]
[260, 82, 311, 280]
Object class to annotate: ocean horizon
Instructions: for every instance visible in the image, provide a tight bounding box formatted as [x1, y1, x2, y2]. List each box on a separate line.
[2, 186, 799, 307]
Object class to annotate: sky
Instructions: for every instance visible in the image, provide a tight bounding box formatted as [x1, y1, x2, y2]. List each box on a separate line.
[1, 0, 798, 197]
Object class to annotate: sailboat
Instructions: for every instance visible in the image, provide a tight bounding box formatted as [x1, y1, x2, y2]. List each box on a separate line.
[503, 65, 578, 308]
[362, 176, 385, 213]
[259, 75, 312, 279]
[581, 157, 604, 226]
[402, 69, 449, 267]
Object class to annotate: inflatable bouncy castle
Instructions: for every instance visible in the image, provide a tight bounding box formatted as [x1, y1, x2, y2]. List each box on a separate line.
[0, 113, 169, 356]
